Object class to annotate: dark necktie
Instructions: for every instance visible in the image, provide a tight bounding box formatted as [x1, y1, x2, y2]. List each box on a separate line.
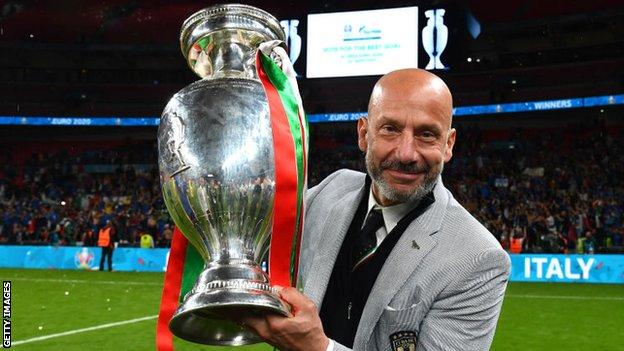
[352, 208, 384, 270]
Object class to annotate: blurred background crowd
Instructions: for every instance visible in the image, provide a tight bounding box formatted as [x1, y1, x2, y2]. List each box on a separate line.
[0, 143, 173, 248]
[1, 118, 622, 254]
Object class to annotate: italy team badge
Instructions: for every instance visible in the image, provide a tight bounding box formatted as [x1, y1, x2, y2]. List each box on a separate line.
[390, 330, 418, 351]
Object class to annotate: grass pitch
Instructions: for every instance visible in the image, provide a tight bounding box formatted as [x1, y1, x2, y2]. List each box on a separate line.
[1, 268, 622, 350]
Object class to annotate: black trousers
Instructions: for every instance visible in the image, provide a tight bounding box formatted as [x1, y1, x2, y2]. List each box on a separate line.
[100, 246, 113, 271]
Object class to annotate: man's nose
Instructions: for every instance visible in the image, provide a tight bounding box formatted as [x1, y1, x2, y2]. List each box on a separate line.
[396, 133, 420, 163]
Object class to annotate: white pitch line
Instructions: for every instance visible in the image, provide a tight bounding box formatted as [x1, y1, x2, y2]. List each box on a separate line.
[506, 294, 624, 301]
[10, 277, 162, 286]
[11, 315, 158, 346]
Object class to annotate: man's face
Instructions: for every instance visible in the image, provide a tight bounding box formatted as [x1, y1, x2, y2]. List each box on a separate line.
[358, 75, 455, 206]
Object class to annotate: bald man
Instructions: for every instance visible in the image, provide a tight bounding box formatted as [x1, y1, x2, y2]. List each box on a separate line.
[244, 69, 510, 351]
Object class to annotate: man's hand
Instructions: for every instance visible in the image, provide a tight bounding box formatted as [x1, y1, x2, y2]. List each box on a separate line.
[241, 286, 330, 351]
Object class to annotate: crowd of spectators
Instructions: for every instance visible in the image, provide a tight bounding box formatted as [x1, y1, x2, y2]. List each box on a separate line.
[447, 121, 623, 254]
[0, 143, 173, 248]
[1, 119, 622, 254]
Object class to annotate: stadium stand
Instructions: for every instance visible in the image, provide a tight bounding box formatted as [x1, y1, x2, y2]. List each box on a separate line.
[1, 117, 622, 254]
[0, 141, 172, 248]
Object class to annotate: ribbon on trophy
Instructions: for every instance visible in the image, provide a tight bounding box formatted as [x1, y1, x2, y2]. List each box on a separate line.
[156, 41, 308, 350]
[257, 39, 308, 289]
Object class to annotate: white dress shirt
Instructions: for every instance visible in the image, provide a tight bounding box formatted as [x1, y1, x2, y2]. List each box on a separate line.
[326, 187, 420, 351]
[365, 187, 419, 245]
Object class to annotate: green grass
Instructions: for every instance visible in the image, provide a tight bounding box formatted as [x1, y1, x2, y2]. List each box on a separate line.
[491, 282, 623, 351]
[2, 268, 268, 351]
[1, 268, 622, 350]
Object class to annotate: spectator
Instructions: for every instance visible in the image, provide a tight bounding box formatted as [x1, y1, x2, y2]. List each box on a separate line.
[140, 232, 154, 248]
[157, 224, 173, 248]
[82, 227, 97, 247]
[583, 230, 596, 254]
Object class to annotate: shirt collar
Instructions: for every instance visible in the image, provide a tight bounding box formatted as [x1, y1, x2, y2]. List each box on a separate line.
[367, 186, 420, 234]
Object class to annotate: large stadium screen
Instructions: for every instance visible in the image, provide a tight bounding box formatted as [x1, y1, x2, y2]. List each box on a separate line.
[306, 7, 419, 78]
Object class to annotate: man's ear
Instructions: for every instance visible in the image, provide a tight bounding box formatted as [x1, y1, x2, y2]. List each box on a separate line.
[357, 117, 369, 152]
[444, 128, 456, 163]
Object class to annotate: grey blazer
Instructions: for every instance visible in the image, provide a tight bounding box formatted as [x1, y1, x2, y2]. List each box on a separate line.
[298, 169, 510, 351]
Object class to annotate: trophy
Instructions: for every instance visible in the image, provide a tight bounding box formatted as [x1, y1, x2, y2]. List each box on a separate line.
[157, 4, 303, 346]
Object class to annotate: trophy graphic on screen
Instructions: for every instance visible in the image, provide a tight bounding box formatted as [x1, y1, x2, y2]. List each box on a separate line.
[422, 9, 448, 70]
[158, 3, 307, 346]
[280, 19, 302, 76]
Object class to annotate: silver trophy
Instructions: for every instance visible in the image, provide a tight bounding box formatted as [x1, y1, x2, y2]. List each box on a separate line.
[158, 4, 291, 346]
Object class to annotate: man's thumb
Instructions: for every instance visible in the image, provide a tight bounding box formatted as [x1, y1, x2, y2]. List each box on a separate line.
[279, 287, 316, 314]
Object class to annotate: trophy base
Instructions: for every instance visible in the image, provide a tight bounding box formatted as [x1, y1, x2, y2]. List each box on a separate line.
[169, 259, 290, 346]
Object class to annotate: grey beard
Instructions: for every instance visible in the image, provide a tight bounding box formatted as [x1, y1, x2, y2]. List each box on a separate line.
[366, 151, 441, 204]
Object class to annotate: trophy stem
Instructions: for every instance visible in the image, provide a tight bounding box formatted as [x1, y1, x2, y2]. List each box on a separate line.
[169, 258, 290, 345]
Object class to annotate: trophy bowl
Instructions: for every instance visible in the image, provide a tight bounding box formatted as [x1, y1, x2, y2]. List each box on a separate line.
[158, 4, 291, 345]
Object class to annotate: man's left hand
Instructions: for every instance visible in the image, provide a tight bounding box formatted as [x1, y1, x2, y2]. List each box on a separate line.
[241, 286, 330, 351]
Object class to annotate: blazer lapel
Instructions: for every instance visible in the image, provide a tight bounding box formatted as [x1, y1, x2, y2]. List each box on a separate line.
[304, 181, 367, 307]
[354, 178, 450, 349]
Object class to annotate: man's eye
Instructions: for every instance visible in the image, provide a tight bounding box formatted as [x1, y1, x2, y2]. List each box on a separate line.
[421, 131, 437, 139]
[380, 125, 398, 133]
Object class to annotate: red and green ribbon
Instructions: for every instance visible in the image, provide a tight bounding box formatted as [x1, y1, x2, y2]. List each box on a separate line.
[256, 50, 307, 287]
[155, 227, 191, 350]
[156, 49, 307, 350]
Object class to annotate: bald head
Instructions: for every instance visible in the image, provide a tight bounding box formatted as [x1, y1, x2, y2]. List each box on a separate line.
[358, 68, 457, 206]
[368, 69, 454, 129]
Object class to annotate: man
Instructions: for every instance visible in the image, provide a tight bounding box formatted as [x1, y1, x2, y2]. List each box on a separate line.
[140, 230, 155, 248]
[97, 219, 116, 271]
[244, 69, 510, 350]
[156, 224, 173, 248]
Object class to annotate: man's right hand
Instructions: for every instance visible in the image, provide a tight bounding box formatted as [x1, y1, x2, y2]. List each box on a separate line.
[241, 286, 330, 351]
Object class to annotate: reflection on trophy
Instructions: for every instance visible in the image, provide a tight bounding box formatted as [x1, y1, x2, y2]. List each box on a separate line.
[157, 4, 304, 346]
